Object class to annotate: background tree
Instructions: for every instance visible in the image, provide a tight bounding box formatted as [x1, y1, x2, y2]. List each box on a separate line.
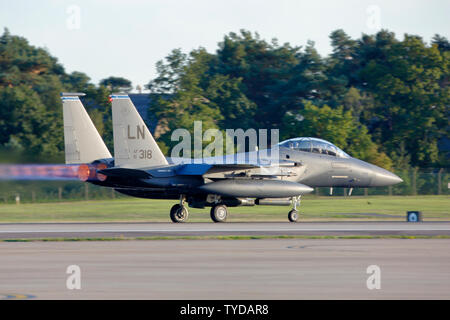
[0, 27, 448, 170]
[282, 102, 392, 169]
[357, 33, 448, 166]
[99, 76, 133, 93]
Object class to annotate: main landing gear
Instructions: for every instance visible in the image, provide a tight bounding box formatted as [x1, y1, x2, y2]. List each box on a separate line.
[169, 194, 300, 223]
[170, 196, 189, 223]
[210, 204, 228, 223]
[169, 195, 229, 223]
[169, 203, 228, 223]
[288, 196, 301, 223]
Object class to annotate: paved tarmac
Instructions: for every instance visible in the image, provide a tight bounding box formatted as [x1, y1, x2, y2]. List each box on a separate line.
[0, 239, 449, 299]
[0, 221, 449, 239]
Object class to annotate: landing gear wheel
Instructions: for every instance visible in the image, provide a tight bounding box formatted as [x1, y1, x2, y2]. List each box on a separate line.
[210, 205, 228, 223]
[170, 204, 189, 223]
[288, 209, 298, 223]
[170, 204, 180, 217]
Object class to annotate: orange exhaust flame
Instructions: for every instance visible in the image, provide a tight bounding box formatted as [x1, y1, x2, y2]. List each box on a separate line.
[77, 164, 91, 181]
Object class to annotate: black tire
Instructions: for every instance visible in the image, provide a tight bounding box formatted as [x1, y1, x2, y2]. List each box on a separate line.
[170, 204, 189, 223]
[170, 204, 180, 216]
[210, 205, 228, 223]
[288, 209, 298, 223]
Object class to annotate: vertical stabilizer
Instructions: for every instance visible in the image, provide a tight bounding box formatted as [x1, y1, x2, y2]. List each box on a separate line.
[111, 94, 168, 168]
[61, 93, 112, 164]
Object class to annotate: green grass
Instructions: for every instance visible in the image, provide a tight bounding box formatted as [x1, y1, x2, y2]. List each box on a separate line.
[0, 195, 448, 223]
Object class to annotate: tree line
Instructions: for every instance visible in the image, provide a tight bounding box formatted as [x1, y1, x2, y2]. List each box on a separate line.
[0, 28, 449, 170]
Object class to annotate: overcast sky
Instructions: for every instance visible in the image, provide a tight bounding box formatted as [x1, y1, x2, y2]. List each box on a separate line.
[1, 0, 449, 91]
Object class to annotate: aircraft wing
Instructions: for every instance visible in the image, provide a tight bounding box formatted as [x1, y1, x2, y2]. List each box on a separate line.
[175, 161, 300, 178]
[175, 163, 259, 175]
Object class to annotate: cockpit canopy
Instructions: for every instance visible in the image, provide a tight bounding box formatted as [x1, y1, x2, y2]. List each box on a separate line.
[278, 137, 350, 158]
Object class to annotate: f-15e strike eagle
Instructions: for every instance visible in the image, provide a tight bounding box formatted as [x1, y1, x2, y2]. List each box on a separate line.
[61, 92, 402, 223]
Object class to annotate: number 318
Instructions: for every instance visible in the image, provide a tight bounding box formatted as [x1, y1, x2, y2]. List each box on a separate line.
[139, 149, 152, 159]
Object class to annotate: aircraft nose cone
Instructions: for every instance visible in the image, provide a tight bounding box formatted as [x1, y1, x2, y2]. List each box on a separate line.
[371, 167, 403, 187]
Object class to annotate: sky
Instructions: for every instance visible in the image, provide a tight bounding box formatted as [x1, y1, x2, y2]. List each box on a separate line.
[1, 0, 449, 92]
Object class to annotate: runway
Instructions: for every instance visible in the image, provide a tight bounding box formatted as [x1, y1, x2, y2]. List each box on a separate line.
[1, 239, 450, 299]
[0, 221, 450, 239]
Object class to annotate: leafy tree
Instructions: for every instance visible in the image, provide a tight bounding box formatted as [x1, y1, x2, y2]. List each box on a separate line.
[432, 34, 450, 52]
[0, 29, 66, 160]
[1, 27, 448, 170]
[280, 41, 330, 113]
[147, 48, 188, 94]
[0, 85, 61, 156]
[99, 76, 132, 93]
[148, 48, 223, 154]
[282, 102, 392, 169]
[62, 71, 94, 92]
[0, 29, 118, 159]
[215, 30, 300, 128]
[358, 33, 449, 166]
[327, 29, 359, 91]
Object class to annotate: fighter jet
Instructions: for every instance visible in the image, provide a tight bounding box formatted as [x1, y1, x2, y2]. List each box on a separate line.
[61, 92, 403, 223]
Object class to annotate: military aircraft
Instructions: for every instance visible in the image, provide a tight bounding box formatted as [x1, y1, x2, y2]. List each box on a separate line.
[61, 92, 403, 223]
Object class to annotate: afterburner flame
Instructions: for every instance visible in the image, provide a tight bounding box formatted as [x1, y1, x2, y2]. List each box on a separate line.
[0, 164, 80, 181]
[77, 164, 91, 181]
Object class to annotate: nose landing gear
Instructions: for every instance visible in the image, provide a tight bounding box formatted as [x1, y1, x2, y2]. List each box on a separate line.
[288, 209, 298, 222]
[288, 196, 301, 222]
